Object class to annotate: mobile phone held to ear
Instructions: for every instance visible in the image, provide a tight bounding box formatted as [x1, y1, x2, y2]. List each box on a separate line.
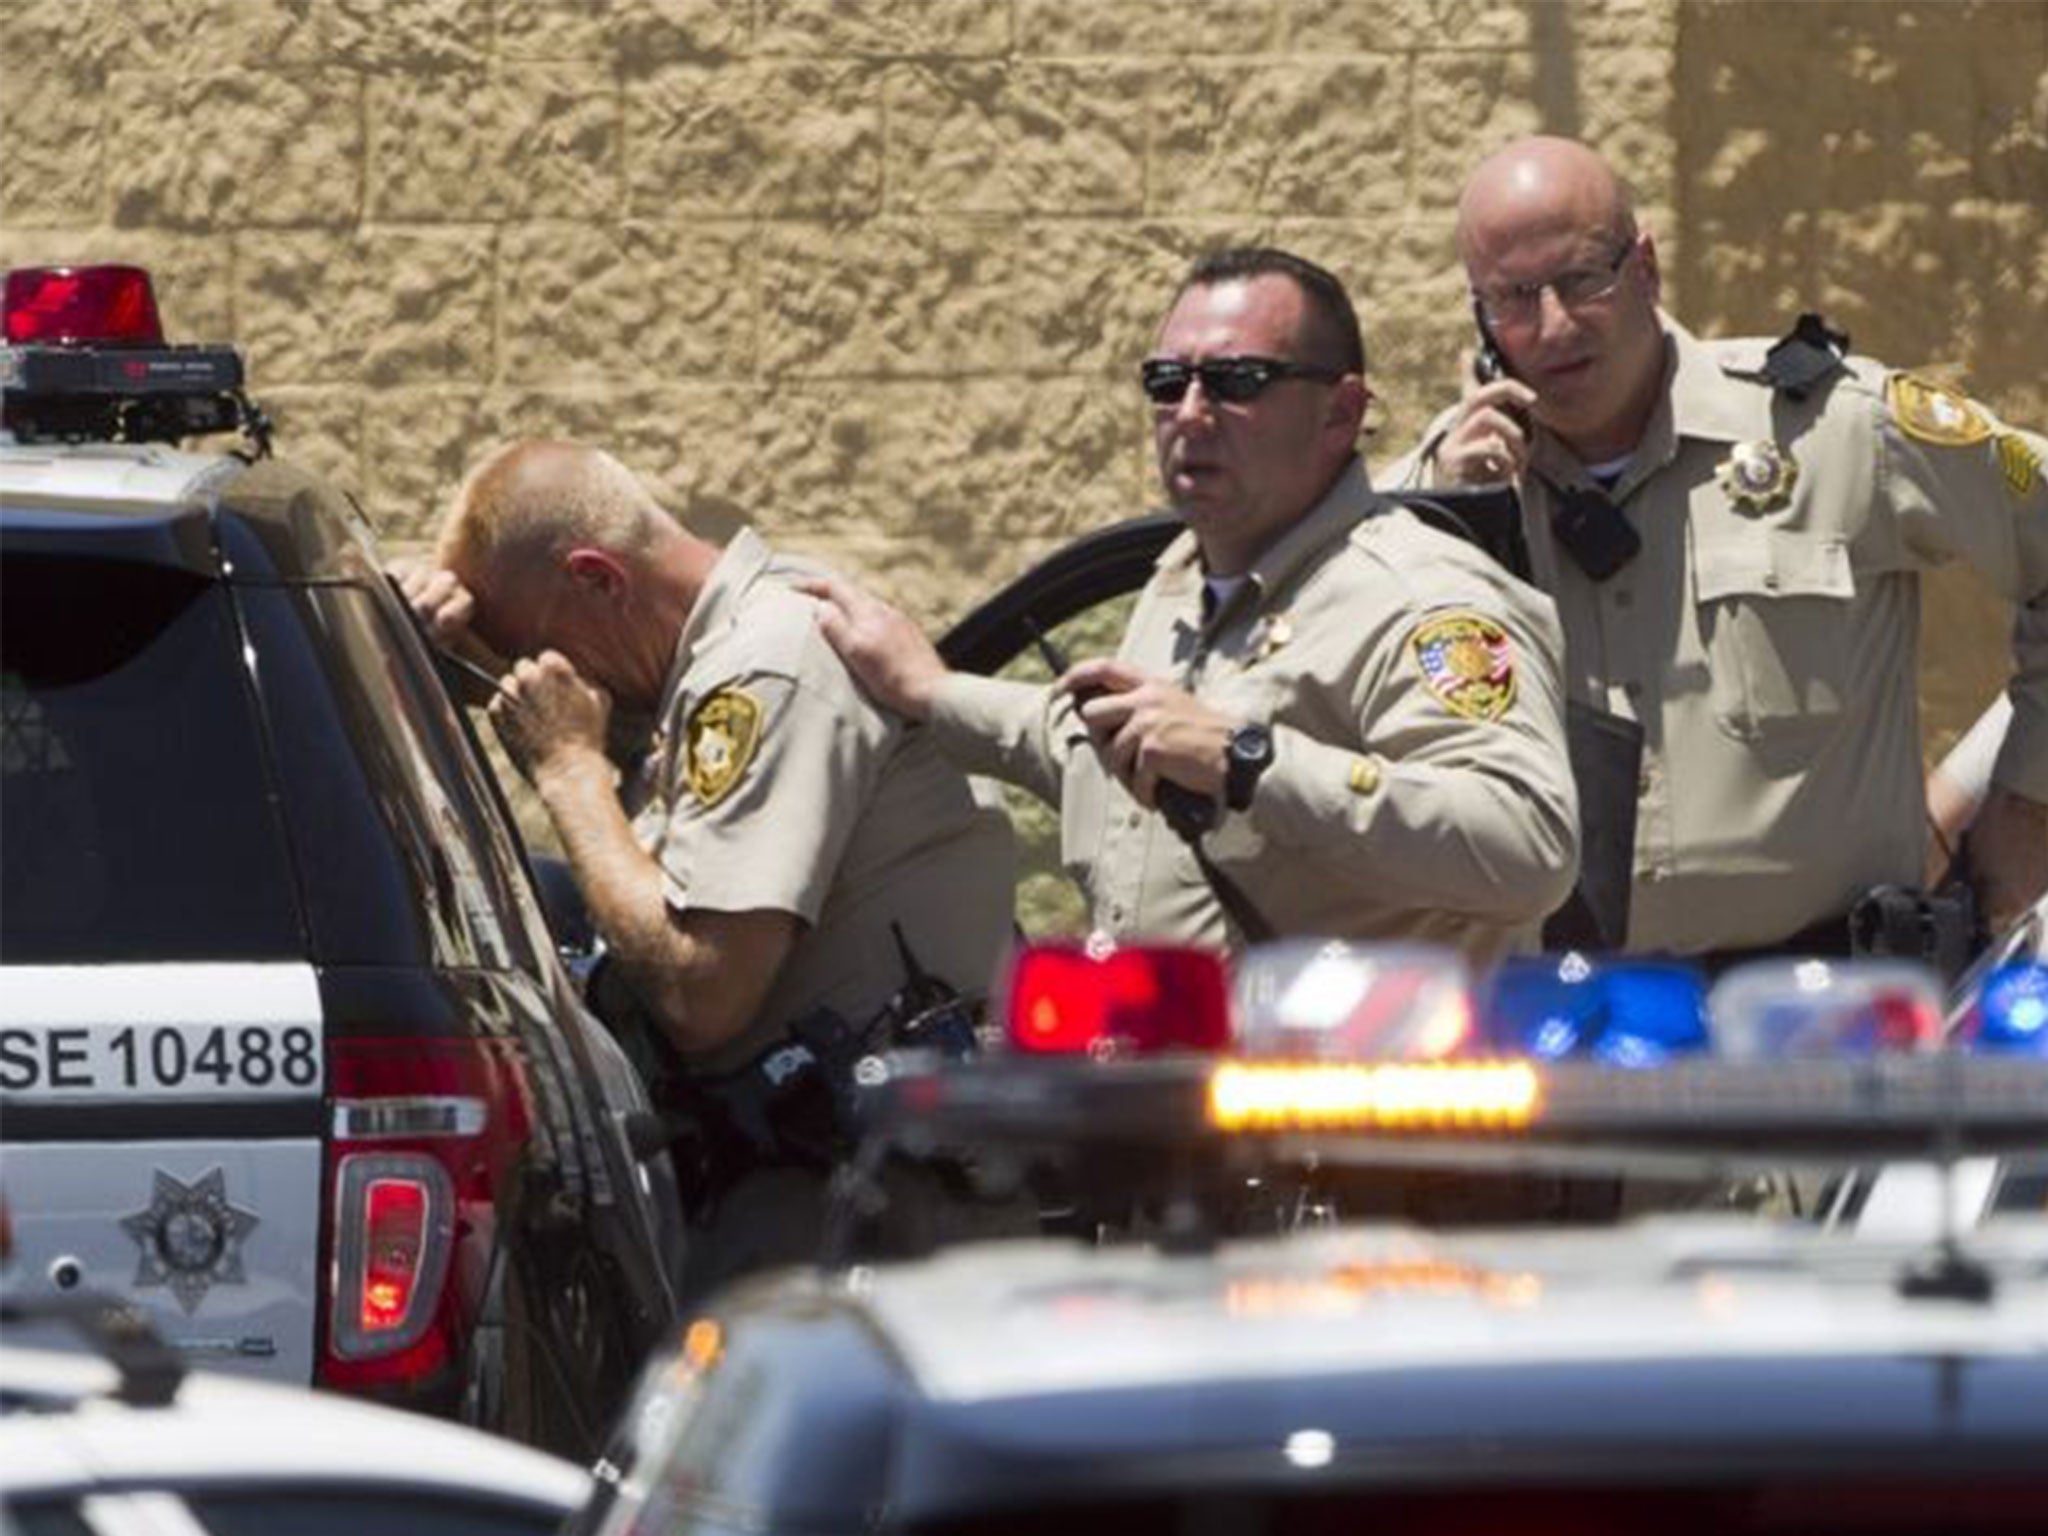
[1469, 302, 1531, 437]
[1471, 300, 1511, 385]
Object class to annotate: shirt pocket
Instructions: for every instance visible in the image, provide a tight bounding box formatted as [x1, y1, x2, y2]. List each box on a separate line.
[1692, 531, 1855, 748]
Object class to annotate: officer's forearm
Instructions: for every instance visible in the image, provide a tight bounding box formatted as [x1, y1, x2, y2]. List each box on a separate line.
[926, 672, 1069, 804]
[1236, 733, 1579, 921]
[532, 749, 777, 1055]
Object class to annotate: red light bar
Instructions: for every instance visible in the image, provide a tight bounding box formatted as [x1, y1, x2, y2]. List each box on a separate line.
[1003, 941, 1232, 1057]
[4, 265, 164, 347]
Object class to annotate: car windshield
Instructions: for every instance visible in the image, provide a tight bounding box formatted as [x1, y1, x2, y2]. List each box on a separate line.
[0, 554, 301, 961]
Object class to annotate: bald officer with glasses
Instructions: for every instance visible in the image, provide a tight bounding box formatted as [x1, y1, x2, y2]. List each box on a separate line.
[808, 246, 1579, 965]
[1391, 134, 2048, 962]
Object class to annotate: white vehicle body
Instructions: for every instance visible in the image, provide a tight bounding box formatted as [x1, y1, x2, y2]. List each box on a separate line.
[1, 1342, 589, 1536]
[1, 963, 326, 1382]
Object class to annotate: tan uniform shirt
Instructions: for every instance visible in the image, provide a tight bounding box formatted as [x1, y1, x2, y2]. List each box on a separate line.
[929, 460, 1580, 967]
[626, 529, 1016, 1067]
[1393, 315, 2048, 954]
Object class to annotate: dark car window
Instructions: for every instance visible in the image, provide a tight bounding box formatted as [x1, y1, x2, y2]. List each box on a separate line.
[243, 584, 535, 972]
[189, 1489, 566, 1536]
[917, 1479, 2048, 1536]
[0, 555, 302, 962]
[11, 1499, 94, 1536]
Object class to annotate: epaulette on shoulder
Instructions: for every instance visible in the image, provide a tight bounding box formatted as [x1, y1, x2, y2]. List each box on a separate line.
[1757, 312, 1851, 400]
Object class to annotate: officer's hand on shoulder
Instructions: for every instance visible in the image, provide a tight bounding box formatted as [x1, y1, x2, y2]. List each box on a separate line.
[800, 574, 949, 723]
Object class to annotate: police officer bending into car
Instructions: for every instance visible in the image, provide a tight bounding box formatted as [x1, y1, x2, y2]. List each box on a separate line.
[1392, 135, 2048, 970]
[399, 439, 1018, 1300]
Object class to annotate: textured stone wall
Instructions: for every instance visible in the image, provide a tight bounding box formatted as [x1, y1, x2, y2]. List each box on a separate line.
[4, 0, 2042, 755]
[1669, 1, 2048, 758]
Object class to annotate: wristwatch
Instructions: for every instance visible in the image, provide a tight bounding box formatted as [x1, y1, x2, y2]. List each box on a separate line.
[1223, 722, 1274, 813]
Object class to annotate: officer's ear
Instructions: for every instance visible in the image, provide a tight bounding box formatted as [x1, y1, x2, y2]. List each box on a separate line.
[1326, 373, 1372, 445]
[562, 546, 628, 598]
[1633, 231, 1662, 306]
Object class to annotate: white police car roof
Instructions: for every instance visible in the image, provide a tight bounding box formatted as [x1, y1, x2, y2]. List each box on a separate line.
[0, 440, 232, 506]
[0, 1344, 592, 1508]
[831, 1219, 2048, 1406]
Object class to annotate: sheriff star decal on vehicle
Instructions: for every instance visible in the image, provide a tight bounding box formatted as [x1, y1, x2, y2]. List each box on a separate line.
[119, 1167, 260, 1315]
[1409, 612, 1516, 721]
[685, 685, 763, 807]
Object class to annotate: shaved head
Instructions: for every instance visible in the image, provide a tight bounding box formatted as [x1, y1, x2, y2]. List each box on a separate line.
[1451, 135, 1664, 462]
[431, 439, 709, 704]
[1455, 136, 1637, 270]
[438, 439, 665, 583]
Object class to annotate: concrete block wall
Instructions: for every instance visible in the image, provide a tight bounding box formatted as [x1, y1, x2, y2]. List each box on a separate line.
[5, 0, 2043, 751]
[3, 0, 1679, 615]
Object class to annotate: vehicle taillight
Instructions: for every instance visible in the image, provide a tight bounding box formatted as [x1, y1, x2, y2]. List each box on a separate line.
[319, 1038, 533, 1392]
[3, 264, 165, 346]
[1002, 941, 1232, 1057]
[332, 1154, 455, 1357]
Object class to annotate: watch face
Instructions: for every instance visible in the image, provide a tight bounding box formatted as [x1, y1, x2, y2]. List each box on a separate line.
[1226, 723, 1273, 810]
[1231, 723, 1273, 763]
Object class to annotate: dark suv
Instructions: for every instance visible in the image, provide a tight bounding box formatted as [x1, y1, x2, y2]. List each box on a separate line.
[0, 265, 678, 1458]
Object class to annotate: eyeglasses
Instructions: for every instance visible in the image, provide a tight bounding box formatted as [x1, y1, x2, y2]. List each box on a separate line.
[1472, 239, 1637, 327]
[1139, 355, 1344, 406]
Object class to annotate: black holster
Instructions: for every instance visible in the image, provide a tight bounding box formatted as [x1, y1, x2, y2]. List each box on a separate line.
[593, 949, 984, 1220]
[1849, 882, 1983, 983]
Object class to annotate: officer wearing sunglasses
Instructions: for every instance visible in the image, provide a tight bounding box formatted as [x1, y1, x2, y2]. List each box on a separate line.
[809, 246, 1579, 966]
[1388, 135, 2048, 967]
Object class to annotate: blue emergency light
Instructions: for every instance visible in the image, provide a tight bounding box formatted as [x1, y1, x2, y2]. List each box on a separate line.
[1481, 954, 1709, 1066]
[1956, 961, 2048, 1054]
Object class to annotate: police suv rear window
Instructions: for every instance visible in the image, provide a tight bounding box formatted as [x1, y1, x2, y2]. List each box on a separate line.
[1, 555, 301, 961]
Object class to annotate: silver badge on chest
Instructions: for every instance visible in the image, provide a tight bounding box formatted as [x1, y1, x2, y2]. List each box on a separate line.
[1716, 439, 1798, 513]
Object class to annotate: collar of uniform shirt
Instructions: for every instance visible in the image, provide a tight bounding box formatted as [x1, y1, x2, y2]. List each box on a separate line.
[1663, 312, 1764, 446]
[1170, 457, 1382, 616]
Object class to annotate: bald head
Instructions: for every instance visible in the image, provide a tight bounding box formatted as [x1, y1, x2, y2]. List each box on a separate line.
[437, 439, 667, 583]
[1455, 136, 1637, 271]
[1451, 136, 1664, 463]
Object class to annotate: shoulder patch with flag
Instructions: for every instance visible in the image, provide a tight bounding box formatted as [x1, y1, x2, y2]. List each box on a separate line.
[684, 685, 762, 807]
[1409, 612, 1516, 721]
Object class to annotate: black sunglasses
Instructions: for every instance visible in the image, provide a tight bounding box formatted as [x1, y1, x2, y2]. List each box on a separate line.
[1139, 355, 1344, 406]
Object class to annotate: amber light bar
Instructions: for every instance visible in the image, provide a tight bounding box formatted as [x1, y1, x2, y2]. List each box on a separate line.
[1206, 1060, 1542, 1133]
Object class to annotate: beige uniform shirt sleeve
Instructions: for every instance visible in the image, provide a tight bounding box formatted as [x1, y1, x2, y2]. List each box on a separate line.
[927, 671, 1080, 807]
[650, 656, 882, 923]
[1860, 376, 2048, 803]
[1207, 535, 1580, 924]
